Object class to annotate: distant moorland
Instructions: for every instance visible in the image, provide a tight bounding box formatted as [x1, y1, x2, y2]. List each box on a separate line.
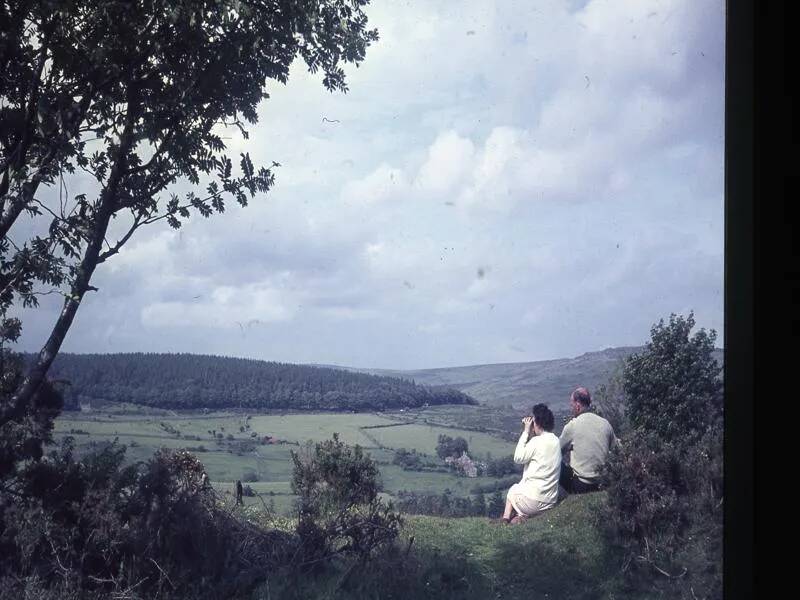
[319, 345, 725, 408]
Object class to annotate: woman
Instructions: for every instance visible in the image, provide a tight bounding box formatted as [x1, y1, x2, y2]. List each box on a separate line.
[500, 403, 561, 524]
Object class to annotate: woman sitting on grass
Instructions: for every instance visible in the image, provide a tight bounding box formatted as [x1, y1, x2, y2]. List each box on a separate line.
[500, 403, 561, 524]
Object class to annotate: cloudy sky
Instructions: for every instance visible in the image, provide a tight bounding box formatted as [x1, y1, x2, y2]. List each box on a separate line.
[17, 0, 725, 370]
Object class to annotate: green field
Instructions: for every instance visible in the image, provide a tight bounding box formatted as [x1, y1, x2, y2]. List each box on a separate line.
[54, 406, 521, 515]
[363, 422, 511, 458]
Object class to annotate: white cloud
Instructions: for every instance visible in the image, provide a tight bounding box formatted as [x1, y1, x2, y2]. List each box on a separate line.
[16, 0, 725, 369]
[341, 163, 408, 205]
[415, 130, 475, 195]
[141, 281, 297, 329]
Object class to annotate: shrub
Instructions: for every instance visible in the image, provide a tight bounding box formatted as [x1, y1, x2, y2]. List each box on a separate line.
[242, 470, 259, 482]
[395, 490, 485, 517]
[469, 475, 519, 495]
[0, 441, 287, 599]
[483, 455, 519, 478]
[290, 434, 402, 567]
[393, 447, 422, 470]
[600, 313, 723, 598]
[435, 434, 468, 460]
[487, 489, 506, 518]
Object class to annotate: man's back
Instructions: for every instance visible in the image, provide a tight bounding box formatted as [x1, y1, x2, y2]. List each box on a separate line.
[560, 412, 616, 484]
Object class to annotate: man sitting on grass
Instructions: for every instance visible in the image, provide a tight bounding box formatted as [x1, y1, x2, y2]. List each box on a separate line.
[559, 386, 617, 494]
[499, 403, 561, 524]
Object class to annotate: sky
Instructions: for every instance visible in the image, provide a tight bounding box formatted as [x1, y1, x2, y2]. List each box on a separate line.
[15, 0, 726, 370]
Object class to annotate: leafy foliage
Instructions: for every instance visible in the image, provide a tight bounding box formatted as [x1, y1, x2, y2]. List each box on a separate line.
[1, 0, 381, 431]
[435, 434, 469, 460]
[392, 447, 437, 471]
[482, 455, 520, 478]
[591, 366, 629, 437]
[622, 313, 723, 444]
[0, 350, 62, 481]
[395, 490, 486, 517]
[487, 489, 506, 518]
[290, 434, 402, 567]
[600, 313, 723, 598]
[1, 439, 290, 599]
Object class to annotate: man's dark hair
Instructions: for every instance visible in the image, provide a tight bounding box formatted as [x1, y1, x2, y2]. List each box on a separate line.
[532, 403, 555, 432]
[571, 387, 591, 407]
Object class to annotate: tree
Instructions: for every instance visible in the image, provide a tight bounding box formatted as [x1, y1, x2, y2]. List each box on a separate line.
[435, 434, 468, 460]
[622, 312, 722, 444]
[601, 313, 723, 597]
[0, 0, 380, 425]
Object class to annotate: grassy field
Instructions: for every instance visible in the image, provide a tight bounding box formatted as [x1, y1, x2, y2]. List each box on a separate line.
[364, 422, 511, 457]
[54, 405, 523, 515]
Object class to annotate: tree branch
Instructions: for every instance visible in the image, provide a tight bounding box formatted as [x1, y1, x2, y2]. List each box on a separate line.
[32, 197, 64, 223]
[124, 129, 175, 176]
[96, 214, 143, 264]
[0, 144, 61, 240]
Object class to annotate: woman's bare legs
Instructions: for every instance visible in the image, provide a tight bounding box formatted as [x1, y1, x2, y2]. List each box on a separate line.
[502, 499, 516, 521]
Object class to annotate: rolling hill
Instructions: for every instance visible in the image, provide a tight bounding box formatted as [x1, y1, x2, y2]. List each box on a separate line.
[36, 346, 723, 412]
[322, 346, 725, 408]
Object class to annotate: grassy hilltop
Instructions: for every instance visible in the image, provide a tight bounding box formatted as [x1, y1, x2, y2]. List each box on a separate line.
[252, 492, 644, 600]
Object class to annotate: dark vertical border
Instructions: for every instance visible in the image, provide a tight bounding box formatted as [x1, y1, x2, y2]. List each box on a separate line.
[724, 0, 754, 597]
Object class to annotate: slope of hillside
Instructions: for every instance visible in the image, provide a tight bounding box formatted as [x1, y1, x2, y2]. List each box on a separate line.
[254, 492, 650, 600]
[340, 346, 724, 408]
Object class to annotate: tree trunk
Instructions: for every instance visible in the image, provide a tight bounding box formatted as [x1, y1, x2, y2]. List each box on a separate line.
[5, 83, 139, 422]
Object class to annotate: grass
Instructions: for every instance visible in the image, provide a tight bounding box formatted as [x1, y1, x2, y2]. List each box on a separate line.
[401, 493, 621, 599]
[365, 421, 511, 456]
[246, 413, 388, 447]
[384, 404, 528, 438]
[251, 492, 639, 600]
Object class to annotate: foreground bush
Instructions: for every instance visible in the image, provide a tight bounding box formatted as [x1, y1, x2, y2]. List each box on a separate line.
[0, 442, 288, 599]
[290, 434, 402, 568]
[600, 313, 723, 599]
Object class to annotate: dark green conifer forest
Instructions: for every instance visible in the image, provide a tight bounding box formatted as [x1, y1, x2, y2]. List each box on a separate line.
[42, 352, 477, 411]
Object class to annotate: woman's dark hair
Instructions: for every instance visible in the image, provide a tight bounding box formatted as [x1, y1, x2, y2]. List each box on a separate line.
[532, 403, 555, 432]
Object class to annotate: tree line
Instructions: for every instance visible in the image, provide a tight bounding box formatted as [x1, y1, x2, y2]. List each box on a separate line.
[396, 489, 506, 518]
[37, 352, 477, 411]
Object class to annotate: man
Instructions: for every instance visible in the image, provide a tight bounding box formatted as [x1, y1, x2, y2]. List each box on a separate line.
[559, 387, 617, 494]
[499, 403, 561, 524]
